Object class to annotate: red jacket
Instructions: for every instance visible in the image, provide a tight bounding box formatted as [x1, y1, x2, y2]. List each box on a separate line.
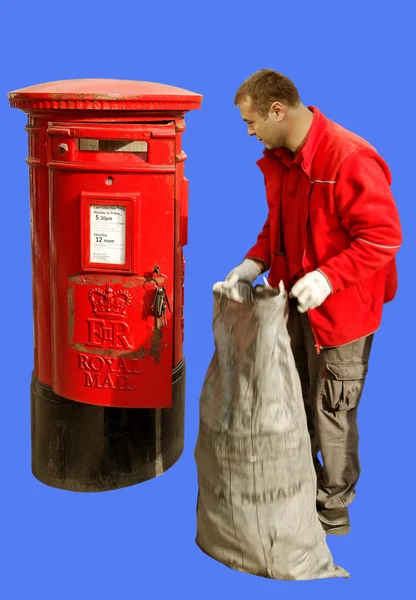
[245, 106, 402, 352]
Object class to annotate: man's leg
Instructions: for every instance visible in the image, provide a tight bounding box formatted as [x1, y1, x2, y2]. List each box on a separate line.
[286, 300, 322, 477]
[299, 311, 374, 534]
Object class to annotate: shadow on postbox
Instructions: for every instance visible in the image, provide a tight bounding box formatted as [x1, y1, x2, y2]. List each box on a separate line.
[8, 79, 202, 491]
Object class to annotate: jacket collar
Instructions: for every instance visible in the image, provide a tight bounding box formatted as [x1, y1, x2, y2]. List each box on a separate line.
[256, 106, 328, 177]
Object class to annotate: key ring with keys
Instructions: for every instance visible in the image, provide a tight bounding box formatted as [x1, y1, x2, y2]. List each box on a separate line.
[145, 266, 172, 327]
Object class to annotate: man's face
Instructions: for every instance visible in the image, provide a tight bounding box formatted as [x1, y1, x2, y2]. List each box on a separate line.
[239, 96, 284, 149]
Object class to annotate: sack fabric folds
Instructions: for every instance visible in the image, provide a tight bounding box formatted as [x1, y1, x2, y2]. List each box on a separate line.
[194, 282, 349, 580]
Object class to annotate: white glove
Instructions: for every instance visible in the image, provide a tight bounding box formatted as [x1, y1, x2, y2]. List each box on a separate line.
[212, 259, 263, 301]
[224, 259, 263, 290]
[213, 279, 243, 302]
[289, 270, 332, 313]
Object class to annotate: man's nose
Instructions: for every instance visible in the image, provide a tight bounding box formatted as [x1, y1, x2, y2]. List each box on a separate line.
[248, 125, 255, 136]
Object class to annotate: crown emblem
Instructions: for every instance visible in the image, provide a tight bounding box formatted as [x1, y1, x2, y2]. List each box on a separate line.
[88, 283, 132, 319]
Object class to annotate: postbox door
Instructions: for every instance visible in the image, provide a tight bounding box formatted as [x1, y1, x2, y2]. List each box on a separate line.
[48, 122, 177, 408]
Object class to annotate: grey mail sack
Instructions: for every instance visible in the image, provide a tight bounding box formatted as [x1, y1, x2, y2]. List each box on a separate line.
[194, 281, 349, 580]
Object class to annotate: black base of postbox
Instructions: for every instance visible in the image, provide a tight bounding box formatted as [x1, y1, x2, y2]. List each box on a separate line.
[30, 360, 185, 492]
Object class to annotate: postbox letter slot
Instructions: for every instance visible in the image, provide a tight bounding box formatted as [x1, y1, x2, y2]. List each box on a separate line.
[78, 139, 148, 154]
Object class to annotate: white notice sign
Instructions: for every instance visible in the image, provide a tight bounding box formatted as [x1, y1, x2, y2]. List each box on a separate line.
[90, 205, 126, 264]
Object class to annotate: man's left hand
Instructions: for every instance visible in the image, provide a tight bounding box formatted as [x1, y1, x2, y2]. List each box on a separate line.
[289, 270, 332, 313]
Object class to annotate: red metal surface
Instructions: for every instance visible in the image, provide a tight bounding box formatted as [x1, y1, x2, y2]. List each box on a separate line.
[8, 79, 202, 112]
[10, 79, 202, 408]
[173, 118, 187, 364]
[27, 116, 52, 385]
[49, 122, 175, 408]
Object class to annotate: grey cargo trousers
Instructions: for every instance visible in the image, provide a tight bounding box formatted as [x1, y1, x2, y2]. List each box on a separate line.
[286, 298, 374, 510]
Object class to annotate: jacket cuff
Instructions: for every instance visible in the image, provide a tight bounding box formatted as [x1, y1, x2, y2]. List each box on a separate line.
[245, 255, 269, 273]
[316, 268, 334, 294]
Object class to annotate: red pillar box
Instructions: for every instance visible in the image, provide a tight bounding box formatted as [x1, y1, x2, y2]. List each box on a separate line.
[8, 79, 202, 491]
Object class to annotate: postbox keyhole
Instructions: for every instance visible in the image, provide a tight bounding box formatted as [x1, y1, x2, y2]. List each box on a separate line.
[105, 176, 114, 185]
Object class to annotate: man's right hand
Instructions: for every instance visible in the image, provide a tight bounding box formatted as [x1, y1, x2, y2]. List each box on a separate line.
[223, 258, 263, 290]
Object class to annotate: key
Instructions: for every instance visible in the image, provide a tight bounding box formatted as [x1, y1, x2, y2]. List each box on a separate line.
[160, 302, 167, 327]
[158, 287, 172, 313]
[152, 287, 165, 318]
[162, 288, 172, 315]
[151, 285, 172, 326]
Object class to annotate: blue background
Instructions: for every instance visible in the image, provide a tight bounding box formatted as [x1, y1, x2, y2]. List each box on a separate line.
[1, 0, 414, 597]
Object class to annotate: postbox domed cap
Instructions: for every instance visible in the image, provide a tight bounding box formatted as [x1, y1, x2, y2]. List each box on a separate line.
[8, 78, 203, 112]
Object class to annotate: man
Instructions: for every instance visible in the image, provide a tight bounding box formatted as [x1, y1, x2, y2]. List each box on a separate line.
[222, 69, 402, 535]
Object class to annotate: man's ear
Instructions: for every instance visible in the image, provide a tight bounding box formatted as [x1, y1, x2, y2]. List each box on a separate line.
[270, 101, 285, 120]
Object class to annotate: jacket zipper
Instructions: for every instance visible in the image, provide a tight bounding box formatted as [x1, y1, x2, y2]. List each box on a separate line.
[309, 321, 322, 354]
[300, 180, 322, 352]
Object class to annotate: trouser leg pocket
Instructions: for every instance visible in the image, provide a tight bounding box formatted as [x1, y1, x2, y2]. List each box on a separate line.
[323, 361, 368, 412]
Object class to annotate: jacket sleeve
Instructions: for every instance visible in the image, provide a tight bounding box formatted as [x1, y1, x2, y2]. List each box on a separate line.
[244, 173, 273, 270]
[244, 214, 272, 271]
[317, 147, 402, 293]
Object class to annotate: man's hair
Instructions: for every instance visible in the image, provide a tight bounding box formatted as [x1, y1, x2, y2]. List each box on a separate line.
[234, 69, 301, 118]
